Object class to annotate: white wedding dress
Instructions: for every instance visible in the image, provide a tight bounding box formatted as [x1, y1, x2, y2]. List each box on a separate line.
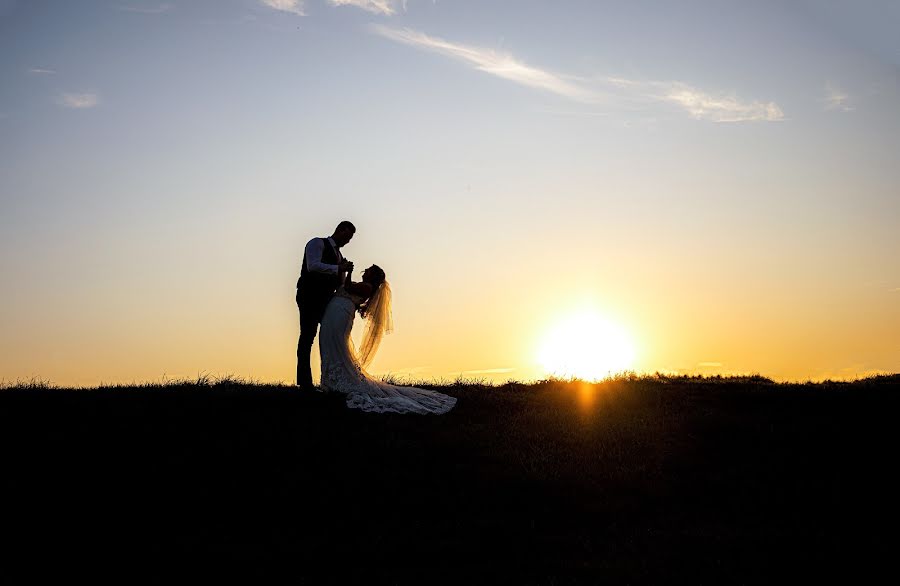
[318, 286, 457, 415]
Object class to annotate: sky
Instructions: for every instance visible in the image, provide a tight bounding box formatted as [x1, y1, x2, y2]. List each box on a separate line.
[1, 0, 898, 386]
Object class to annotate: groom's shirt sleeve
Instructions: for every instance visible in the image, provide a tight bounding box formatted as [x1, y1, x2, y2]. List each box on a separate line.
[305, 238, 340, 275]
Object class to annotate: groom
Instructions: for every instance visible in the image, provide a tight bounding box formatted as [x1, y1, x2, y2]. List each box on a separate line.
[296, 220, 355, 391]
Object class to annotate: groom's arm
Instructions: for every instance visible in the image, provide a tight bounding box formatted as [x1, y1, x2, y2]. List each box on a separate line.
[305, 238, 340, 275]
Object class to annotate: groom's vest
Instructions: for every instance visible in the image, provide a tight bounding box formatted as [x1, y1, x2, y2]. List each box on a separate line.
[297, 238, 341, 309]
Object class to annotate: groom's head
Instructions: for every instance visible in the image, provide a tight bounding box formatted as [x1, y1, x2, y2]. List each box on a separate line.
[332, 220, 356, 247]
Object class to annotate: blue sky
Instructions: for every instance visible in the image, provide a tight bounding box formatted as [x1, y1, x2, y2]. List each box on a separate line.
[1, 0, 898, 385]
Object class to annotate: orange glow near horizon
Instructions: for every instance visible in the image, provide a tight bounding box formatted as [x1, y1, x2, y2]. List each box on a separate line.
[537, 309, 637, 381]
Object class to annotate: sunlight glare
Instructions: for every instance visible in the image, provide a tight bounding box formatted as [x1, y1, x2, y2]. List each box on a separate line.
[538, 310, 637, 381]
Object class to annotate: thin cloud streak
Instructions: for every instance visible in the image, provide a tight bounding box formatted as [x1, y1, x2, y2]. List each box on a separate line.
[373, 26, 784, 122]
[660, 82, 784, 122]
[58, 93, 99, 109]
[604, 76, 783, 122]
[259, 0, 305, 16]
[28, 68, 57, 75]
[462, 368, 516, 374]
[330, 0, 403, 15]
[370, 25, 596, 102]
[823, 83, 854, 112]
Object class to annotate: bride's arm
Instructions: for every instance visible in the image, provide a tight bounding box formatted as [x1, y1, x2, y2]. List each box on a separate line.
[344, 264, 353, 288]
[346, 280, 374, 299]
[343, 263, 375, 298]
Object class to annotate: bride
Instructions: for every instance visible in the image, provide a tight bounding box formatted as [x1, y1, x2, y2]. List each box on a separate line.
[318, 264, 456, 415]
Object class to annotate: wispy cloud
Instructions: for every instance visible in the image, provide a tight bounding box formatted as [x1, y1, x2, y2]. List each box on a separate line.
[659, 81, 784, 122]
[57, 93, 99, 109]
[823, 82, 854, 112]
[462, 368, 516, 375]
[330, 0, 403, 15]
[370, 25, 595, 102]
[813, 365, 888, 382]
[259, 0, 305, 16]
[372, 26, 784, 122]
[116, 3, 172, 14]
[604, 77, 783, 121]
[28, 68, 57, 75]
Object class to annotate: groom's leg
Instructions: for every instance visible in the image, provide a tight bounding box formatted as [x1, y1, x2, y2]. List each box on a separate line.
[297, 301, 320, 389]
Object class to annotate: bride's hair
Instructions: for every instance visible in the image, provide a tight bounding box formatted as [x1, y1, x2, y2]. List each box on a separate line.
[364, 265, 386, 288]
[358, 265, 386, 316]
[357, 266, 392, 368]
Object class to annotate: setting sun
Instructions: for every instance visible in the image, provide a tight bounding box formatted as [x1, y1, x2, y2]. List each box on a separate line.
[538, 310, 637, 381]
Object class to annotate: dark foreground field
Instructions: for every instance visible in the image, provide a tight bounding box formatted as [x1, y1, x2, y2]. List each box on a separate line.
[2, 375, 899, 583]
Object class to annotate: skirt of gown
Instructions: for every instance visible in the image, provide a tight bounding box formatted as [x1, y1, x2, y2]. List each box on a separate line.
[318, 296, 456, 415]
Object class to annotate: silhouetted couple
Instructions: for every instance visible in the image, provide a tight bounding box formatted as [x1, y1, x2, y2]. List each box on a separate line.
[295, 221, 456, 414]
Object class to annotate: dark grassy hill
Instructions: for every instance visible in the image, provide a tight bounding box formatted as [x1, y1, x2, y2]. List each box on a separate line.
[1, 374, 898, 583]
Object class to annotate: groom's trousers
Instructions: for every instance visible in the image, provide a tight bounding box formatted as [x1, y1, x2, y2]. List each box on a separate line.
[296, 295, 326, 389]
